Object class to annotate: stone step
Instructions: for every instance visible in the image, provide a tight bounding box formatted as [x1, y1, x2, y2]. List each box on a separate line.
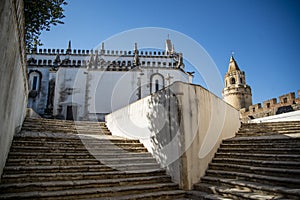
[9, 146, 148, 153]
[205, 169, 300, 188]
[218, 147, 300, 154]
[21, 128, 111, 135]
[1, 169, 166, 183]
[212, 158, 300, 169]
[220, 142, 300, 149]
[105, 190, 186, 200]
[194, 182, 286, 200]
[3, 161, 160, 173]
[7, 151, 153, 160]
[236, 131, 300, 137]
[0, 175, 171, 193]
[4, 162, 160, 173]
[215, 152, 300, 161]
[199, 176, 300, 199]
[7, 152, 93, 159]
[13, 136, 140, 144]
[208, 163, 300, 179]
[3, 165, 113, 174]
[10, 141, 145, 148]
[5, 158, 101, 166]
[0, 182, 179, 199]
[242, 121, 300, 126]
[239, 127, 300, 132]
[186, 190, 228, 200]
[7, 156, 157, 165]
[223, 137, 300, 144]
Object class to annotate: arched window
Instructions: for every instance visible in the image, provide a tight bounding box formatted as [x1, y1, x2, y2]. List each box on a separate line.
[28, 70, 42, 92]
[150, 73, 164, 93]
[230, 77, 236, 84]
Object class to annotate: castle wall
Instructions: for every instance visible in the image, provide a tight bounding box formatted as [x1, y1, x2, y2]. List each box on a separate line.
[0, 0, 27, 178]
[240, 90, 300, 122]
[106, 82, 240, 190]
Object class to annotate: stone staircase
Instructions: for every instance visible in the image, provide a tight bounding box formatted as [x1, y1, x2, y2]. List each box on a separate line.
[190, 121, 300, 199]
[0, 118, 186, 199]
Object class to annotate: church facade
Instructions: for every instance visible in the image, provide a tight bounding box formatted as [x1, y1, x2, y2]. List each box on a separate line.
[27, 40, 193, 121]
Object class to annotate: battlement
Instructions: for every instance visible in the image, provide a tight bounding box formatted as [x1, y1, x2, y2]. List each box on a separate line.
[27, 48, 177, 58]
[240, 90, 300, 121]
[27, 41, 185, 71]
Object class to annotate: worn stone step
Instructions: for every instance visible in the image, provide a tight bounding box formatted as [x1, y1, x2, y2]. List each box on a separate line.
[0, 182, 178, 199]
[205, 169, 300, 188]
[7, 152, 94, 159]
[1, 169, 166, 183]
[215, 152, 300, 161]
[21, 126, 109, 132]
[6, 157, 158, 168]
[102, 190, 186, 200]
[5, 158, 101, 166]
[3, 165, 114, 174]
[200, 176, 300, 199]
[4, 163, 160, 174]
[0, 175, 171, 193]
[10, 142, 144, 149]
[208, 163, 300, 179]
[7, 151, 152, 160]
[194, 182, 285, 200]
[13, 136, 140, 144]
[9, 146, 148, 153]
[220, 142, 300, 149]
[186, 190, 228, 200]
[218, 147, 300, 154]
[212, 158, 300, 169]
[223, 137, 300, 144]
[94, 157, 158, 165]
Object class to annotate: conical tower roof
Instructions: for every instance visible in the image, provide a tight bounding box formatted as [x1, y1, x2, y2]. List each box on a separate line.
[227, 56, 240, 72]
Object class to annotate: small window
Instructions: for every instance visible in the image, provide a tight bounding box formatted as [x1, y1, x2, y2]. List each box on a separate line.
[240, 78, 243, 84]
[32, 76, 38, 90]
[267, 103, 270, 108]
[252, 107, 255, 112]
[230, 77, 236, 84]
[283, 98, 288, 103]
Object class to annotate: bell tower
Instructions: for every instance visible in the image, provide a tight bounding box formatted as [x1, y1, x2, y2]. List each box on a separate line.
[222, 56, 252, 110]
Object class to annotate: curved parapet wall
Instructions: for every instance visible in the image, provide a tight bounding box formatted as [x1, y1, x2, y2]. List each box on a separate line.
[106, 82, 240, 190]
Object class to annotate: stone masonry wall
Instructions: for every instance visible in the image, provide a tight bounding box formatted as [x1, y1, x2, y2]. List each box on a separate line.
[240, 90, 300, 122]
[0, 0, 28, 178]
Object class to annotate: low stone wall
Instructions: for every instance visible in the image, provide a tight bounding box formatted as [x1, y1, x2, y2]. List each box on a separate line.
[251, 110, 300, 123]
[106, 82, 240, 190]
[0, 0, 28, 178]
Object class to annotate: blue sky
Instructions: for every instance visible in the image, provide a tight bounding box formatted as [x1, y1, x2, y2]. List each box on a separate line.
[40, 0, 300, 104]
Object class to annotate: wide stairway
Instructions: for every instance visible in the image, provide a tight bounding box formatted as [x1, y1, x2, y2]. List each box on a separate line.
[0, 118, 186, 199]
[190, 121, 300, 199]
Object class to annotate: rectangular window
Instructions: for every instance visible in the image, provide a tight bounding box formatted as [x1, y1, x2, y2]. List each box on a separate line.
[32, 76, 38, 90]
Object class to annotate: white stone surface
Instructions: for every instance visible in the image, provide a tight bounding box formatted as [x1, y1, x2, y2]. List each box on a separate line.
[0, 0, 27, 178]
[53, 67, 189, 121]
